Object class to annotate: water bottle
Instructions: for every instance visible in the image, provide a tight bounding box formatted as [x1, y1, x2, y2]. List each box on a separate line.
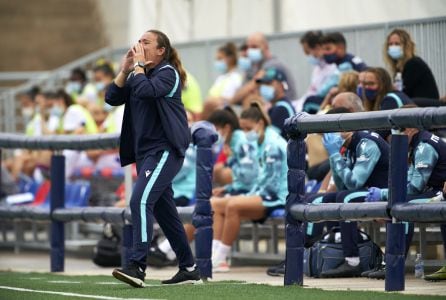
[414, 253, 424, 278]
[394, 72, 403, 91]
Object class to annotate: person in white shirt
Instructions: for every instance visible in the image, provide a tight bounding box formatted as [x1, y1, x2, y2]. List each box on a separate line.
[202, 42, 243, 120]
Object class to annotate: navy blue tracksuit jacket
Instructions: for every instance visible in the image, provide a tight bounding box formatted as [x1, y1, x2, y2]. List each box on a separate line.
[105, 60, 194, 270]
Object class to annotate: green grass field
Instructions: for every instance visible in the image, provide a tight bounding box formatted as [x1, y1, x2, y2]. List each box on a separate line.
[0, 271, 442, 300]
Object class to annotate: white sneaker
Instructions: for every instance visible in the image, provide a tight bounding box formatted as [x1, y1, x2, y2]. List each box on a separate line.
[213, 260, 230, 273]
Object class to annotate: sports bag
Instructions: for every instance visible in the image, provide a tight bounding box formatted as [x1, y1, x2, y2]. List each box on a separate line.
[304, 227, 383, 278]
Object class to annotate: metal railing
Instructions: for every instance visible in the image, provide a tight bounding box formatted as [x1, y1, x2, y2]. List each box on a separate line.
[284, 107, 446, 291]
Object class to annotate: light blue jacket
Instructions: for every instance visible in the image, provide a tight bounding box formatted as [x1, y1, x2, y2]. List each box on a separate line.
[249, 127, 288, 207]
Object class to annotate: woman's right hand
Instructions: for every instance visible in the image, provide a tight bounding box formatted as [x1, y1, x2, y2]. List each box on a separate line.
[121, 49, 134, 74]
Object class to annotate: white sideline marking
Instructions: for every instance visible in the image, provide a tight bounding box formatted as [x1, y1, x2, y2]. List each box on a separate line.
[0, 286, 163, 300]
[48, 280, 81, 284]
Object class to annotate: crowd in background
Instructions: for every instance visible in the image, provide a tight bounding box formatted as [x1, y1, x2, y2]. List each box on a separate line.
[1, 28, 446, 280]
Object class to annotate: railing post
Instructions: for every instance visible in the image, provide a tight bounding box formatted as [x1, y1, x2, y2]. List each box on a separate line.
[50, 151, 65, 272]
[191, 121, 217, 280]
[284, 115, 307, 286]
[385, 131, 408, 291]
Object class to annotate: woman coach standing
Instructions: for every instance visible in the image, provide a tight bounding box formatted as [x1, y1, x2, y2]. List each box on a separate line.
[106, 30, 201, 287]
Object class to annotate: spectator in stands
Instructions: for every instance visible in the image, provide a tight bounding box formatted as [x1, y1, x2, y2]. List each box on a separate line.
[202, 42, 243, 120]
[17, 86, 39, 127]
[296, 30, 338, 113]
[181, 71, 203, 120]
[318, 71, 359, 113]
[230, 32, 297, 106]
[65, 67, 97, 103]
[50, 90, 98, 135]
[209, 107, 258, 196]
[255, 67, 295, 138]
[321, 32, 367, 72]
[211, 102, 288, 272]
[365, 110, 446, 280]
[91, 63, 115, 105]
[384, 28, 440, 100]
[107, 29, 200, 286]
[360, 67, 412, 112]
[237, 43, 252, 74]
[48, 90, 98, 178]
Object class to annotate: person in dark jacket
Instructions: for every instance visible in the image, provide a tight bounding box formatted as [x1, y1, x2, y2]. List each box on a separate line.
[384, 28, 439, 100]
[106, 29, 201, 287]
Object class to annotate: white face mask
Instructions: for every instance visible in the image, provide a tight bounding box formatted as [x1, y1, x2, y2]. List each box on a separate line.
[21, 107, 34, 119]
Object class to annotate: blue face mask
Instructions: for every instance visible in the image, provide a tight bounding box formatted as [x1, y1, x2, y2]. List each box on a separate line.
[237, 57, 252, 71]
[247, 48, 263, 63]
[364, 88, 378, 101]
[356, 86, 364, 97]
[307, 55, 320, 66]
[388, 45, 403, 60]
[245, 130, 259, 142]
[259, 84, 275, 102]
[323, 53, 338, 64]
[214, 59, 228, 74]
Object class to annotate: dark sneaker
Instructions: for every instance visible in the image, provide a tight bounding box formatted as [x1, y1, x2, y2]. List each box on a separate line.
[320, 260, 362, 278]
[368, 265, 386, 280]
[424, 266, 446, 281]
[266, 260, 285, 277]
[161, 267, 202, 285]
[361, 264, 384, 278]
[112, 263, 146, 288]
[147, 246, 177, 268]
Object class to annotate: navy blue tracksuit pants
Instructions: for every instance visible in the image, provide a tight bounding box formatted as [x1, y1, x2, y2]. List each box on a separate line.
[130, 150, 195, 270]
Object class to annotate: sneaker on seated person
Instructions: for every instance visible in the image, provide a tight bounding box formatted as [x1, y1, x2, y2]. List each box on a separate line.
[266, 260, 285, 277]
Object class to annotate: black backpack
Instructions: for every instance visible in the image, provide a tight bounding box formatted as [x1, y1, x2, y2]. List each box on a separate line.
[92, 223, 121, 267]
[304, 227, 383, 278]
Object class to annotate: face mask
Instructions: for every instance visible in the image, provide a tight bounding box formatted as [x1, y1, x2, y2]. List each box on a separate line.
[364, 88, 378, 101]
[247, 48, 263, 63]
[245, 130, 259, 142]
[307, 55, 320, 66]
[323, 53, 338, 64]
[65, 81, 82, 94]
[259, 84, 275, 102]
[388, 45, 403, 60]
[104, 103, 114, 112]
[237, 57, 252, 71]
[214, 59, 228, 74]
[95, 81, 106, 92]
[50, 106, 64, 118]
[356, 86, 364, 97]
[21, 107, 34, 119]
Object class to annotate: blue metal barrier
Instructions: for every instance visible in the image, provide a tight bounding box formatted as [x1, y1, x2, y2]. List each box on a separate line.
[191, 121, 218, 279]
[284, 119, 307, 286]
[385, 132, 408, 291]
